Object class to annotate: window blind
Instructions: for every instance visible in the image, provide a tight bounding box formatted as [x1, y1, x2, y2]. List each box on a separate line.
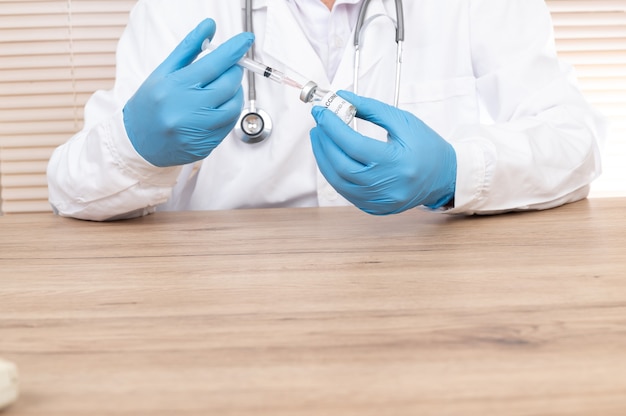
[546, 0, 626, 196]
[1, 1, 625, 214]
[0, 0, 138, 214]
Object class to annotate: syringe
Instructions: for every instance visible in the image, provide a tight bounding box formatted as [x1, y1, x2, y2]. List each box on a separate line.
[200, 39, 356, 125]
[201, 39, 303, 90]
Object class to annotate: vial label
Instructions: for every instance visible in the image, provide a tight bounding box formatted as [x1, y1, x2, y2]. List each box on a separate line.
[319, 91, 356, 124]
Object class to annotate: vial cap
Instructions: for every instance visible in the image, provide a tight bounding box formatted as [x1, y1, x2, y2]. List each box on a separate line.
[299, 81, 318, 103]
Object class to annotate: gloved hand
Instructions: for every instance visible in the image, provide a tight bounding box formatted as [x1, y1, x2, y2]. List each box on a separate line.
[310, 91, 457, 215]
[123, 18, 254, 167]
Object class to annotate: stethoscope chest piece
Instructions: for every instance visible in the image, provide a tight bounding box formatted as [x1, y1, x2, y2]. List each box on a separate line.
[235, 104, 272, 144]
[237, 0, 405, 144]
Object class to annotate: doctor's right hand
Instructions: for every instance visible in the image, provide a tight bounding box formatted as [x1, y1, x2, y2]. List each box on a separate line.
[123, 19, 254, 167]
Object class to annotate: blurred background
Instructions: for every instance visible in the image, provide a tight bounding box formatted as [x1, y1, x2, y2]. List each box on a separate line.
[1, 0, 625, 214]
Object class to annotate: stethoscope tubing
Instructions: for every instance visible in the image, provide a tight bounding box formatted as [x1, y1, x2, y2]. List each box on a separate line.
[240, 0, 405, 142]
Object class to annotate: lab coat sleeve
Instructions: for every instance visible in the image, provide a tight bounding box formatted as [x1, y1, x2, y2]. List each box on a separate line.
[46, 1, 190, 221]
[445, 0, 605, 215]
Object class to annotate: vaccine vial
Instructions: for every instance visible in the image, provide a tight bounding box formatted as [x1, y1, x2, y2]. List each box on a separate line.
[299, 81, 356, 125]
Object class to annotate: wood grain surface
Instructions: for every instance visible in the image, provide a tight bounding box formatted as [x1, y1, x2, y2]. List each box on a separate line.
[1, 198, 625, 415]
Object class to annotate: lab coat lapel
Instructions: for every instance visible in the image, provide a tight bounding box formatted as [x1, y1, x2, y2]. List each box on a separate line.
[333, 0, 396, 92]
[262, 0, 328, 85]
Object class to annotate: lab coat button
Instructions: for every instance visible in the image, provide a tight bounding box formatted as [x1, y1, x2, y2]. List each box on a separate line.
[333, 35, 344, 48]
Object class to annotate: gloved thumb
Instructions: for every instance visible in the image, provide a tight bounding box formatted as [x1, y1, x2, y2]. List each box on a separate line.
[338, 90, 436, 148]
[153, 18, 217, 77]
[337, 90, 409, 132]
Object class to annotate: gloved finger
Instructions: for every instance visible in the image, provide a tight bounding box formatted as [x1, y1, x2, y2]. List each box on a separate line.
[311, 106, 386, 165]
[180, 88, 243, 136]
[336, 90, 399, 126]
[194, 87, 245, 132]
[166, 88, 244, 165]
[311, 127, 353, 187]
[310, 125, 376, 189]
[337, 90, 420, 145]
[311, 128, 396, 215]
[312, 132, 389, 215]
[175, 64, 244, 109]
[180, 32, 254, 87]
[310, 139, 365, 208]
[153, 18, 217, 78]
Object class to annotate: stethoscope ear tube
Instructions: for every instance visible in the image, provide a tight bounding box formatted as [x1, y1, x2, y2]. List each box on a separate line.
[353, 0, 405, 109]
[354, 0, 405, 47]
[394, 0, 404, 42]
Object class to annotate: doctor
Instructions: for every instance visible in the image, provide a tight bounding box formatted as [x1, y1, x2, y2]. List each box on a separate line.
[47, 0, 604, 221]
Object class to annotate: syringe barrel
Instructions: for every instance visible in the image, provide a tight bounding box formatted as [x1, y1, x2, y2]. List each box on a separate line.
[238, 56, 286, 84]
[201, 39, 285, 84]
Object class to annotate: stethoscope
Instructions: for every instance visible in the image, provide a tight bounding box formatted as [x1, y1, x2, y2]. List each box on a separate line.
[235, 0, 405, 144]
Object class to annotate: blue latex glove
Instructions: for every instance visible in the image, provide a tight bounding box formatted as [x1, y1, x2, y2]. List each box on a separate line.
[123, 19, 254, 167]
[310, 91, 457, 215]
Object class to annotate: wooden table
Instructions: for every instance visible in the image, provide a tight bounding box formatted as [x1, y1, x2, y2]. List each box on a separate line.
[1, 198, 626, 415]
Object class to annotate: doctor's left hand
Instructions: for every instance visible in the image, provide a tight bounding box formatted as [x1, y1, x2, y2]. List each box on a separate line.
[310, 91, 457, 215]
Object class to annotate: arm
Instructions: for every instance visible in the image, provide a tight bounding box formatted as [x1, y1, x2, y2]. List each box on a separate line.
[47, 3, 251, 221]
[309, 0, 604, 216]
[447, 0, 605, 214]
[47, 1, 180, 221]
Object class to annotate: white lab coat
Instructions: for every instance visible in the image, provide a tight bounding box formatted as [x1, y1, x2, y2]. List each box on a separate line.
[47, 0, 604, 220]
